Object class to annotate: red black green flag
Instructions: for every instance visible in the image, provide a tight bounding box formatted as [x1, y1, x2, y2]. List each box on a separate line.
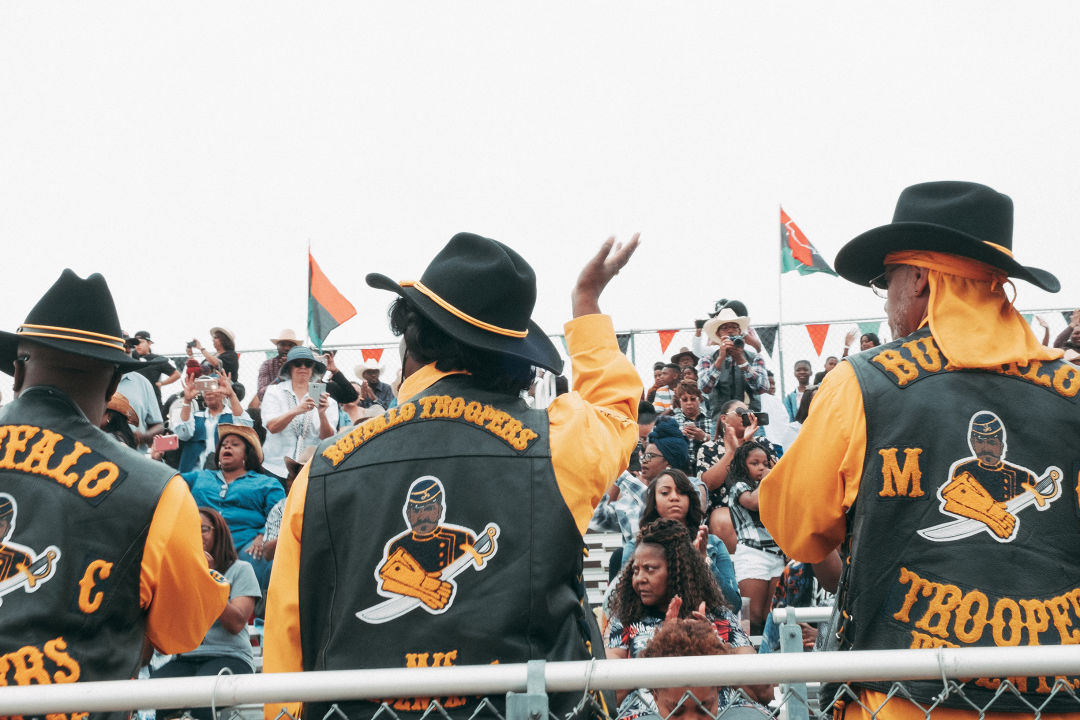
[308, 252, 357, 350]
[780, 207, 837, 276]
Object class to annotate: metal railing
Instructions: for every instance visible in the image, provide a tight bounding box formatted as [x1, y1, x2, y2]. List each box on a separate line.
[2, 644, 1080, 719]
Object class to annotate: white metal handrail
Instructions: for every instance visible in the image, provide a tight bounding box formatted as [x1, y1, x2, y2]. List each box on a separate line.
[770, 606, 833, 624]
[1, 646, 1079, 715]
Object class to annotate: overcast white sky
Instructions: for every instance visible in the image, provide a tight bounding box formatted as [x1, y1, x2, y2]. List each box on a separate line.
[2, 2, 1077, 369]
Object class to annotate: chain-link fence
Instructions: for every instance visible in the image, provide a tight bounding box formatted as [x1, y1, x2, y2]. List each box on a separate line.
[5, 642, 1080, 720]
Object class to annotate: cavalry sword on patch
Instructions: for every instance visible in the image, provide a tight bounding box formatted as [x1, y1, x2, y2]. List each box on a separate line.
[357, 524, 499, 624]
[0, 547, 60, 606]
[918, 467, 1061, 542]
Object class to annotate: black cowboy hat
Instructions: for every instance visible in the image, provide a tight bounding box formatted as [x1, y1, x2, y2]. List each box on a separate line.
[366, 232, 563, 373]
[0, 269, 145, 376]
[834, 181, 1059, 293]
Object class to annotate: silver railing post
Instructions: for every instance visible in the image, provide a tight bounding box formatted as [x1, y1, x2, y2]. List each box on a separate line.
[506, 660, 548, 720]
[779, 607, 810, 720]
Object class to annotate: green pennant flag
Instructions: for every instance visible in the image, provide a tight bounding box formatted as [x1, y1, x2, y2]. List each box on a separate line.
[616, 333, 632, 355]
[858, 321, 882, 338]
[781, 207, 837, 276]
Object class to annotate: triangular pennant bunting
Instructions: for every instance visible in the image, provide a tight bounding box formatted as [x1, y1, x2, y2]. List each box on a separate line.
[616, 333, 632, 355]
[754, 325, 778, 356]
[806, 324, 831, 356]
[361, 348, 384, 363]
[857, 321, 881, 338]
[657, 330, 678, 355]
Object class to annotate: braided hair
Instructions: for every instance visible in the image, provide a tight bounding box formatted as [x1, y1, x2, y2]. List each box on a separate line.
[611, 518, 725, 626]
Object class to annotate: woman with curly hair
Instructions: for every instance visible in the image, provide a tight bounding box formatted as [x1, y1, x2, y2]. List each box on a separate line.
[622, 469, 740, 610]
[640, 619, 771, 720]
[606, 519, 764, 719]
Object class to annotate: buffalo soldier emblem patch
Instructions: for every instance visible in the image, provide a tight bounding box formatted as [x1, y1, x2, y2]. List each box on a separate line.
[0, 493, 60, 606]
[919, 412, 1061, 543]
[356, 476, 499, 624]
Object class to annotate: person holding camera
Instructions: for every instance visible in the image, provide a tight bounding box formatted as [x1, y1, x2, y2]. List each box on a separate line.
[697, 305, 768, 418]
[672, 381, 713, 462]
[192, 327, 239, 381]
[261, 346, 337, 480]
[173, 371, 250, 472]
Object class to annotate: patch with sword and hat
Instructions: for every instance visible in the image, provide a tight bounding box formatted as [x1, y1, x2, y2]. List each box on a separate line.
[919, 411, 1062, 544]
[0, 493, 61, 607]
[357, 476, 499, 624]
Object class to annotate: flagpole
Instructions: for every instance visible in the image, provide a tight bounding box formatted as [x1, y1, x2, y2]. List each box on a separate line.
[777, 205, 787, 400]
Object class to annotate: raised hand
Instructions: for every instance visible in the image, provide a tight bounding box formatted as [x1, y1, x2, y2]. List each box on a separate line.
[571, 234, 640, 318]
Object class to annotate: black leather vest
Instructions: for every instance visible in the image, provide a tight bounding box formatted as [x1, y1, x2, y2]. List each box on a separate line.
[299, 375, 602, 718]
[837, 329, 1080, 711]
[0, 386, 173, 720]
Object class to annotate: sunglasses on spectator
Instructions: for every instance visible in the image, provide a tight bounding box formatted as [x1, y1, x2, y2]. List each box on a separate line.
[293, 360, 315, 368]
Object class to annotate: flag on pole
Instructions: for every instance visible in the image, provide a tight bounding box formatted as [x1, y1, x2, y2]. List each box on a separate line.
[308, 251, 357, 350]
[781, 208, 837, 276]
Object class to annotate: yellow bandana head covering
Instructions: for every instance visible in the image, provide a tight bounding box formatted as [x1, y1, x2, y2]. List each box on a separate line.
[884, 250, 1062, 370]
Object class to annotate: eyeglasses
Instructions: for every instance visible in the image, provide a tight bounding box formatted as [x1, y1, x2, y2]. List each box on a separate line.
[293, 360, 315, 368]
[641, 452, 661, 462]
[869, 270, 889, 299]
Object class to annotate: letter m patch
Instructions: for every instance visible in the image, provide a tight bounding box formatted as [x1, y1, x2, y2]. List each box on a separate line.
[878, 448, 925, 498]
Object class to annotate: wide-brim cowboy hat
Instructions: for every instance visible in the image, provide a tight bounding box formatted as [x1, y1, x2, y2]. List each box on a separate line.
[279, 346, 327, 379]
[106, 393, 139, 426]
[670, 347, 699, 365]
[355, 358, 383, 377]
[270, 329, 301, 346]
[703, 308, 750, 344]
[216, 423, 264, 465]
[366, 232, 564, 373]
[209, 326, 236, 345]
[0, 269, 146, 375]
[834, 181, 1060, 293]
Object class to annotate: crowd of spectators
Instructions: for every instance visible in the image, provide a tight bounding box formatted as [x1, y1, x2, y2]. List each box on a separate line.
[33, 302, 1076, 719]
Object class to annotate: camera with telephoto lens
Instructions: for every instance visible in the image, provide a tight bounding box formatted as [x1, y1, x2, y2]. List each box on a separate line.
[730, 334, 744, 348]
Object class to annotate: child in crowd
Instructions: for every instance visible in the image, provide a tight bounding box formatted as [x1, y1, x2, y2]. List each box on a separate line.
[725, 440, 783, 635]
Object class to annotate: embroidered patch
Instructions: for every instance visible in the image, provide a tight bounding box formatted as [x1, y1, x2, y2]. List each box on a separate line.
[0, 493, 61, 606]
[356, 476, 500, 624]
[919, 411, 1062, 543]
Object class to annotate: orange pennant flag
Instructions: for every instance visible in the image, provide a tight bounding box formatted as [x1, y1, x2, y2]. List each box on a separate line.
[806, 324, 831, 356]
[361, 348, 384, 363]
[658, 330, 678, 354]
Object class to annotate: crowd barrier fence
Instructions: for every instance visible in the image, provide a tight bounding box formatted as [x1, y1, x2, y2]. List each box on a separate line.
[3, 641, 1079, 720]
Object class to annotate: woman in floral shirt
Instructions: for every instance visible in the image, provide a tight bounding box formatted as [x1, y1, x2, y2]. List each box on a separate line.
[606, 519, 769, 720]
